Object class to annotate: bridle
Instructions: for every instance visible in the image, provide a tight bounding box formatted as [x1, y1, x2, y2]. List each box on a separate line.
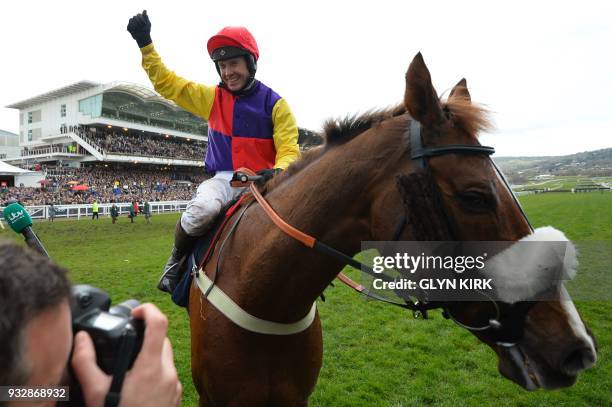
[409, 120, 495, 167]
[229, 117, 536, 346]
[401, 119, 536, 346]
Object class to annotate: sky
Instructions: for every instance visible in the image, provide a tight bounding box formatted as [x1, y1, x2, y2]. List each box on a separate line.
[0, 0, 610, 157]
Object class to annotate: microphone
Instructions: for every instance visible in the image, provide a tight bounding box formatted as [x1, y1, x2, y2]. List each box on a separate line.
[2, 203, 50, 257]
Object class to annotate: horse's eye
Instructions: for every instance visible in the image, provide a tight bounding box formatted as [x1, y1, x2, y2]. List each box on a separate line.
[456, 191, 496, 213]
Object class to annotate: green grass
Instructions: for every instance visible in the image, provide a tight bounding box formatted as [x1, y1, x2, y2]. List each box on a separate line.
[1, 194, 610, 406]
[519, 193, 612, 240]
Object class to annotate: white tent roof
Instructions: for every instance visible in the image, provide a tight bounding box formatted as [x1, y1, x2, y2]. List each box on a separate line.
[0, 161, 32, 175]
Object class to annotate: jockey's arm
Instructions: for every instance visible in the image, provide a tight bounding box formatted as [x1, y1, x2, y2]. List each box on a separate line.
[271, 98, 300, 170]
[140, 44, 215, 120]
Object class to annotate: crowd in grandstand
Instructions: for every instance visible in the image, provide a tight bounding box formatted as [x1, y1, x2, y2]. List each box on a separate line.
[1, 124, 326, 208]
[1, 166, 208, 206]
[63, 125, 207, 161]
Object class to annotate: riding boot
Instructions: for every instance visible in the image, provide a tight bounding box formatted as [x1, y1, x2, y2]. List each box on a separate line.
[157, 222, 198, 294]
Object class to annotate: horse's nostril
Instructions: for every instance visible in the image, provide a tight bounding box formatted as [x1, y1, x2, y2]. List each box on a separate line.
[561, 347, 597, 375]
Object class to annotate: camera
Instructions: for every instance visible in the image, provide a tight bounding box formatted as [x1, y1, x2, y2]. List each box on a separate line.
[70, 284, 144, 374]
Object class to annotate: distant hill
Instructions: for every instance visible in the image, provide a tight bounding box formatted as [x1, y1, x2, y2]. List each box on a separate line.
[494, 148, 612, 183]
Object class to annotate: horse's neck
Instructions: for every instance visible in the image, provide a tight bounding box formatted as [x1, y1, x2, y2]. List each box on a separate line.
[229, 150, 375, 322]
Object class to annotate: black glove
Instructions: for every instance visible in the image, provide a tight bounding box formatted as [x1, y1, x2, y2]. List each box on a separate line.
[256, 168, 282, 186]
[127, 10, 152, 48]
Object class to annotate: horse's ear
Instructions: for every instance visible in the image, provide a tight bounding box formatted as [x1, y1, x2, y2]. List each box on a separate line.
[448, 78, 471, 103]
[404, 52, 443, 127]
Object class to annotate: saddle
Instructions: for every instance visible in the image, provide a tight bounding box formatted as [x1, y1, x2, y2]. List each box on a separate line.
[171, 193, 251, 308]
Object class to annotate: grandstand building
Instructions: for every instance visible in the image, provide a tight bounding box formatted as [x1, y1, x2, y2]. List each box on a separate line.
[0, 129, 20, 160]
[5, 80, 208, 169]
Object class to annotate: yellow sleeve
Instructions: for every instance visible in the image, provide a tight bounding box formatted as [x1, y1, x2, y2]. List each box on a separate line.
[271, 98, 301, 169]
[140, 44, 215, 120]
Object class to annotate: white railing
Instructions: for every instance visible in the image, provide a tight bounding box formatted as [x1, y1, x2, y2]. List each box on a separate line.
[0, 201, 189, 221]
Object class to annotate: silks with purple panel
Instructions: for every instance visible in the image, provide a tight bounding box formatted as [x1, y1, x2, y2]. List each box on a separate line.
[205, 82, 280, 173]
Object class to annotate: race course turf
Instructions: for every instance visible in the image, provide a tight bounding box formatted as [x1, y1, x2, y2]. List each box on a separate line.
[1, 192, 609, 406]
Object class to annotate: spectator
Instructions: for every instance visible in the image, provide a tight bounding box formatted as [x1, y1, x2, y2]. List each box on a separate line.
[110, 202, 119, 224]
[129, 202, 135, 223]
[143, 201, 152, 224]
[92, 200, 99, 220]
[49, 203, 56, 222]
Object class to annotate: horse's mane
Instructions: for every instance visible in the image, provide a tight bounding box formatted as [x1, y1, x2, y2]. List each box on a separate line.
[323, 104, 407, 146]
[261, 105, 407, 192]
[262, 98, 491, 193]
[321, 98, 491, 147]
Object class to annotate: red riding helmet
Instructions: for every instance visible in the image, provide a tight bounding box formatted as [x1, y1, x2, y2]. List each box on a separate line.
[207, 26, 259, 61]
[207, 26, 259, 76]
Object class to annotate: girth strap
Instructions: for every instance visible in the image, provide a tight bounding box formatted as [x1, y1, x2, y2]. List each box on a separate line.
[194, 270, 317, 335]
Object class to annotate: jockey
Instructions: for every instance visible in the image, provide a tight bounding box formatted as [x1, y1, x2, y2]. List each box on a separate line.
[127, 10, 300, 294]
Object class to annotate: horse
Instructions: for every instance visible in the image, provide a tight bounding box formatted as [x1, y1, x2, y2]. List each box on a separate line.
[187, 53, 597, 406]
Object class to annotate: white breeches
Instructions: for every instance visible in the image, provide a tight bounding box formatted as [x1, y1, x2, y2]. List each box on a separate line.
[180, 171, 245, 236]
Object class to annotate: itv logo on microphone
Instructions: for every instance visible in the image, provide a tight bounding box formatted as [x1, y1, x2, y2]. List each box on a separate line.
[7, 209, 24, 224]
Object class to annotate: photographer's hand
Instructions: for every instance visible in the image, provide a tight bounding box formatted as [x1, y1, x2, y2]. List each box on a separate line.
[71, 303, 182, 407]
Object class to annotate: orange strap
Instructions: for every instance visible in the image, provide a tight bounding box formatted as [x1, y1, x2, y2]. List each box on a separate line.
[249, 183, 316, 248]
[235, 169, 362, 292]
[335, 272, 364, 291]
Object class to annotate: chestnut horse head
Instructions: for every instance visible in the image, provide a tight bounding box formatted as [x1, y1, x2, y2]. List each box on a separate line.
[369, 52, 597, 390]
[188, 53, 597, 405]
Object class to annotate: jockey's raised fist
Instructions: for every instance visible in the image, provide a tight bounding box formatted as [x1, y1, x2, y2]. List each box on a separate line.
[127, 10, 152, 48]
